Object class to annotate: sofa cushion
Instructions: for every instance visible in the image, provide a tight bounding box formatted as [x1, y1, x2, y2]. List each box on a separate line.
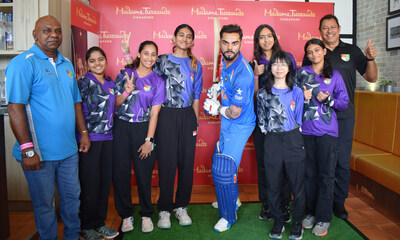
[394, 96, 400, 156]
[356, 154, 400, 195]
[371, 93, 398, 153]
[354, 92, 376, 145]
[350, 141, 391, 170]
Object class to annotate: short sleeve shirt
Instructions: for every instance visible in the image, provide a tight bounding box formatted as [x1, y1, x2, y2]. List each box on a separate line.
[153, 54, 203, 108]
[78, 72, 116, 141]
[114, 68, 166, 122]
[6, 44, 81, 161]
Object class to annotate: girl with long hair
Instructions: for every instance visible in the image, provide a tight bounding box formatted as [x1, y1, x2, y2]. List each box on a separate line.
[296, 38, 349, 237]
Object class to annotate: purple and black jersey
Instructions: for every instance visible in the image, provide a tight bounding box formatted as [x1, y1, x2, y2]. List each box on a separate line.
[257, 86, 304, 133]
[153, 54, 203, 108]
[114, 68, 166, 122]
[295, 66, 349, 137]
[78, 72, 116, 141]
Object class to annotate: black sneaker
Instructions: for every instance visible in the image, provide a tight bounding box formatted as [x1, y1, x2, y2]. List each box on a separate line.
[269, 221, 285, 239]
[289, 221, 303, 240]
[333, 202, 348, 219]
[259, 205, 271, 220]
[283, 205, 291, 223]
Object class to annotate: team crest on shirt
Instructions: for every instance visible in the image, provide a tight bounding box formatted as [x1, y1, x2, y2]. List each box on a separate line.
[109, 88, 115, 95]
[66, 70, 73, 78]
[341, 54, 350, 62]
[191, 73, 194, 83]
[144, 84, 151, 92]
[324, 78, 331, 84]
[290, 101, 295, 111]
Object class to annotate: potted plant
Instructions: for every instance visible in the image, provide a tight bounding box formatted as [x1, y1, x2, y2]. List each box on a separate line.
[379, 77, 387, 92]
[385, 80, 393, 93]
[379, 77, 393, 92]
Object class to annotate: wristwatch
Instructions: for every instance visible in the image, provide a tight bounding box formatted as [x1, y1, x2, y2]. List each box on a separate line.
[145, 137, 154, 143]
[22, 149, 35, 158]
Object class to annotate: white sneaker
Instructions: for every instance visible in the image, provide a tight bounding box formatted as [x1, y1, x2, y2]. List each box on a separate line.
[211, 198, 242, 210]
[214, 218, 231, 232]
[157, 211, 171, 229]
[121, 216, 134, 232]
[173, 207, 192, 226]
[141, 217, 154, 233]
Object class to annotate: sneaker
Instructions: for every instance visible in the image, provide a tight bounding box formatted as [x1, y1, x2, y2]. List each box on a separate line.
[174, 207, 192, 226]
[283, 205, 291, 223]
[141, 217, 154, 233]
[214, 218, 231, 232]
[94, 225, 119, 239]
[269, 221, 285, 239]
[289, 221, 303, 240]
[259, 205, 271, 221]
[157, 211, 171, 229]
[312, 222, 330, 236]
[302, 215, 316, 229]
[211, 198, 242, 210]
[79, 229, 103, 240]
[333, 202, 348, 219]
[121, 216, 134, 233]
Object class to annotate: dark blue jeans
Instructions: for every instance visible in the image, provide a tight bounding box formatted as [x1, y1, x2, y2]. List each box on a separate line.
[22, 153, 80, 240]
[303, 134, 337, 222]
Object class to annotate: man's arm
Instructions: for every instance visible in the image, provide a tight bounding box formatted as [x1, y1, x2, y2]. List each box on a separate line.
[7, 103, 41, 170]
[362, 61, 378, 83]
[362, 40, 378, 83]
[220, 105, 242, 119]
[74, 103, 90, 152]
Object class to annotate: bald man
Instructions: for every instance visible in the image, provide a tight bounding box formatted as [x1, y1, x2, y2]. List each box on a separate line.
[6, 15, 90, 239]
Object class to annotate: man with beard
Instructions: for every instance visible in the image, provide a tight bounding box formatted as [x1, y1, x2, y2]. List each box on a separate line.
[203, 24, 255, 232]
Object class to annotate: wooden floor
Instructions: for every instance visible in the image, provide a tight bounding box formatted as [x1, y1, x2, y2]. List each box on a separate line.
[8, 184, 400, 240]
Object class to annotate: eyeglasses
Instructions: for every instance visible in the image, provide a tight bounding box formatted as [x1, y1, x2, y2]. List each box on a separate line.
[271, 62, 288, 68]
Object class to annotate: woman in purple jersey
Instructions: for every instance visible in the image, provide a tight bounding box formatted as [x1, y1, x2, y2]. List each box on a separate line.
[113, 41, 166, 234]
[296, 39, 348, 237]
[152, 24, 203, 230]
[77, 47, 119, 240]
[250, 24, 294, 223]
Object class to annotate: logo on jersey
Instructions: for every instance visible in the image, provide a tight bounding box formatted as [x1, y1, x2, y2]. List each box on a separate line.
[324, 78, 331, 84]
[341, 54, 350, 62]
[290, 101, 295, 111]
[191, 73, 194, 83]
[144, 84, 151, 92]
[109, 88, 115, 95]
[235, 88, 243, 101]
[66, 70, 73, 78]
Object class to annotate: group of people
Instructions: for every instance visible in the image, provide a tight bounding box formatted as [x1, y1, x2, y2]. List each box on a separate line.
[5, 12, 377, 240]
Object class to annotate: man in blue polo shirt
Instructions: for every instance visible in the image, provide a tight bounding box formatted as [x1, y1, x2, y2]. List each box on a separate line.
[204, 24, 255, 232]
[6, 15, 90, 240]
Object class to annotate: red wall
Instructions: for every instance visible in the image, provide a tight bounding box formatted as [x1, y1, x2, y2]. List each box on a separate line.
[90, 0, 333, 185]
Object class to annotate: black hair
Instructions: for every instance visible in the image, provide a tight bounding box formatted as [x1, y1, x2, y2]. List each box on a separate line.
[264, 50, 294, 94]
[319, 14, 340, 30]
[304, 38, 332, 78]
[172, 24, 198, 72]
[220, 24, 243, 40]
[85, 46, 107, 63]
[253, 24, 281, 62]
[126, 40, 158, 69]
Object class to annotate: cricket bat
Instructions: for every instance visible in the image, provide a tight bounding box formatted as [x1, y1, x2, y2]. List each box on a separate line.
[212, 17, 222, 100]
